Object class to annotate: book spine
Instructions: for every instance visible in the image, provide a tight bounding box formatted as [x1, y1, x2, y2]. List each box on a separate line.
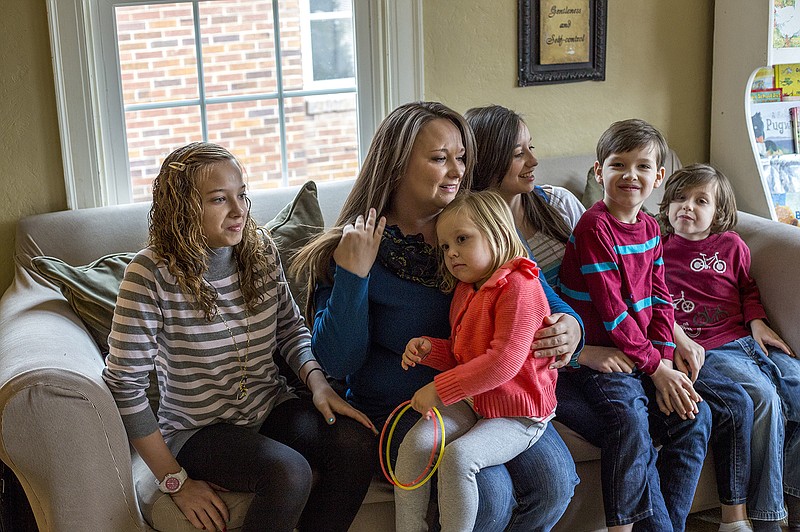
[792, 107, 800, 154]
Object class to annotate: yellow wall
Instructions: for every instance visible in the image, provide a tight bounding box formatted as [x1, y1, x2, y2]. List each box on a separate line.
[0, 0, 66, 292]
[0, 0, 714, 293]
[424, 0, 714, 164]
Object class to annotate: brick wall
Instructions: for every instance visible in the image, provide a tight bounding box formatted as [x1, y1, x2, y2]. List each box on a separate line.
[116, 0, 358, 202]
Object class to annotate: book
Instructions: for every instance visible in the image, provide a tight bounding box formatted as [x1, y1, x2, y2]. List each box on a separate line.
[774, 63, 800, 99]
[752, 66, 775, 90]
[793, 106, 800, 153]
[751, 101, 796, 156]
[752, 88, 783, 103]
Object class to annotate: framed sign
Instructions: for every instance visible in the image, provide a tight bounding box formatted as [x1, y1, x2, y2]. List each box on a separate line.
[518, 0, 607, 86]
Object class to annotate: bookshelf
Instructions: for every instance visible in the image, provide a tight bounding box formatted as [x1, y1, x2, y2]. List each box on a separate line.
[711, 0, 800, 221]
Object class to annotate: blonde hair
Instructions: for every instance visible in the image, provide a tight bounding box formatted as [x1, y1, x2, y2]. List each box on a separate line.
[437, 190, 528, 293]
[658, 163, 738, 235]
[291, 101, 476, 322]
[149, 142, 273, 319]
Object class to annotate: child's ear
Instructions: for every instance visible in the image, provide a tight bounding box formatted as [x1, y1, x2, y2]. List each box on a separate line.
[593, 161, 603, 185]
[653, 166, 666, 188]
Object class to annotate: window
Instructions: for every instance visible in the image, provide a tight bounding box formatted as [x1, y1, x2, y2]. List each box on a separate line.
[48, 0, 424, 208]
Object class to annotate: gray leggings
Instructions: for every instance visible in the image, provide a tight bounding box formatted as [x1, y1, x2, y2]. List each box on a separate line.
[394, 400, 547, 532]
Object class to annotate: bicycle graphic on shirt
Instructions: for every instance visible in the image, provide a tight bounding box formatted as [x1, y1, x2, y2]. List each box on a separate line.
[671, 290, 695, 313]
[693, 305, 729, 327]
[690, 252, 727, 273]
[681, 322, 701, 338]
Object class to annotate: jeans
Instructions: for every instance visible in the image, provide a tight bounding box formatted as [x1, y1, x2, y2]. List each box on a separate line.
[177, 398, 375, 532]
[694, 357, 754, 505]
[385, 410, 578, 531]
[703, 337, 800, 522]
[556, 367, 712, 531]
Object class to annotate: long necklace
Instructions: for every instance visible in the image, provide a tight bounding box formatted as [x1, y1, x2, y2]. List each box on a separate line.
[217, 306, 251, 400]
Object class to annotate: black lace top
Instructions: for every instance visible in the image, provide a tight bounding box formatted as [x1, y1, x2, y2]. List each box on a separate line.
[377, 224, 441, 288]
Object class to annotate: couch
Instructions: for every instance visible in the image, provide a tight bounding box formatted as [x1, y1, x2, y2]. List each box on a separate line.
[2, 152, 795, 531]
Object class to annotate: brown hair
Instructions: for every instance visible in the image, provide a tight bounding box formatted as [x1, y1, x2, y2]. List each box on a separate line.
[465, 104, 572, 244]
[657, 163, 738, 235]
[596, 118, 669, 168]
[436, 190, 528, 293]
[290, 101, 476, 323]
[149, 142, 273, 319]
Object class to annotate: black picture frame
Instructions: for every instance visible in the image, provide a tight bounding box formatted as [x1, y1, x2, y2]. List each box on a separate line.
[518, 0, 607, 86]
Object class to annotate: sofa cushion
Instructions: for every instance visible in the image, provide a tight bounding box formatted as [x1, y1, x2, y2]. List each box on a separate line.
[30, 181, 323, 355]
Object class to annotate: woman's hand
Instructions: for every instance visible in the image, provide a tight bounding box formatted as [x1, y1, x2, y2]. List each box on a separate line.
[532, 313, 582, 368]
[574, 345, 636, 373]
[673, 323, 705, 382]
[332, 208, 386, 278]
[169, 478, 230, 531]
[650, 360, 702, 420]
[750, 318, 795, 358]
[402, 337, 431, 369]
[308, 374, 377, 434]
[410, 382, 443, 419]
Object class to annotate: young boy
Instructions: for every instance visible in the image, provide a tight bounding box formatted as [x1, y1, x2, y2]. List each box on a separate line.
[556, 119, 712, 532]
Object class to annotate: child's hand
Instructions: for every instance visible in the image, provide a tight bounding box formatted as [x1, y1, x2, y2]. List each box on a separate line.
[650, 361, 702, 420]
[402, 338, 431, 370]
[673, 323, 705, 381]
[332, 208, 386, 278]
[410, 382, 443, 419]
[750, 318, 795, 358]
[570, 345, 635, 373]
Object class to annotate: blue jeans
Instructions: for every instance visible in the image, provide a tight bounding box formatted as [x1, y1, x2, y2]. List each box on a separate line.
[703, 337, 800, 522]
[556, 367, 712, 531]
[694, 358, 754, 505]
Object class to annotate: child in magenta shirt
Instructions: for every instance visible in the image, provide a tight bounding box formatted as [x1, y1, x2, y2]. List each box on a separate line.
[660, 163, 800, 532]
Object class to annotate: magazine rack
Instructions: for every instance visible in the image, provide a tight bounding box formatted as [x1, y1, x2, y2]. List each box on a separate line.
[711, 0, 800, 220]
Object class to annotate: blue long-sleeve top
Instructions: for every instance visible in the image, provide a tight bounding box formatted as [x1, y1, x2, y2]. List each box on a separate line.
[311, 238, 583, 425]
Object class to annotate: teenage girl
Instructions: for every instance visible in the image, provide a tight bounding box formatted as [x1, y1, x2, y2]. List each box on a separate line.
[397, 190, 557, 532]
[102, 142, 375, 532]
[660, 163, 800, 532]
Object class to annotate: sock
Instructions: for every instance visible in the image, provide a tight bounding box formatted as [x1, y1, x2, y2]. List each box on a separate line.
[788, 494, 800, 529]
[718, 520, 753, 532]
[751, 520, 781, 532]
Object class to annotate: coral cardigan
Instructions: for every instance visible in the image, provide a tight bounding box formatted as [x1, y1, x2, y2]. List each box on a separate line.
[423, 258, 557, 419]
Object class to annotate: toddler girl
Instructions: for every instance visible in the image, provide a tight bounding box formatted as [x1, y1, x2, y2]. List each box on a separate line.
[660, 163, 800, 532]
[397, 190, 556, 532]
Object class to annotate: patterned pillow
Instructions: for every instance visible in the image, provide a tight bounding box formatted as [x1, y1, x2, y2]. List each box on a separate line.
[31, 181, 324, 354]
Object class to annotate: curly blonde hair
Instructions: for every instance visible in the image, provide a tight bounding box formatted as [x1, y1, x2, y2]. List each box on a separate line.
[149, 142, 273, 319]
[291, 101, 476, 323]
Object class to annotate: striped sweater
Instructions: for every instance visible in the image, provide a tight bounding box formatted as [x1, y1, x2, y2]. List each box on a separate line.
[102, 243, 314, 454]
[558, 202, 675, 374]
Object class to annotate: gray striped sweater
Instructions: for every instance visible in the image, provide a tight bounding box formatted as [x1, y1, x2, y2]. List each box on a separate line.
[102, 244, 314, 454]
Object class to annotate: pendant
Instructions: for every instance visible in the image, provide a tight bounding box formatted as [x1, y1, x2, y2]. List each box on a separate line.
[238, 376, 248, 400]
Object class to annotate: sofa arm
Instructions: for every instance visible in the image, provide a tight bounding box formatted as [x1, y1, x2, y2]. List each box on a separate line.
[0, 269, 150, 532]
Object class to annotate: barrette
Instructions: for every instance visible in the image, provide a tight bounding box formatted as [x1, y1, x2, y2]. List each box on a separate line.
[168, 162, 186, 172]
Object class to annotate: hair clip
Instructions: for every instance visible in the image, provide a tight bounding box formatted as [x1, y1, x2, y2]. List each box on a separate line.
[168, 161, 186, 172]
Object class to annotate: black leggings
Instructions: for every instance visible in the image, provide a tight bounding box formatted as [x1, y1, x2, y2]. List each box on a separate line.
[176, 398, 375, 532]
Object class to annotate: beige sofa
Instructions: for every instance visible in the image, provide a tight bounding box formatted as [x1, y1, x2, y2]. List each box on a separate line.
[2, 153, 794, 531]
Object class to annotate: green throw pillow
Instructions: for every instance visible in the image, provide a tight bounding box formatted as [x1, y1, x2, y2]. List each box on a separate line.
[582, 166, 604, 209]
[262, 180, 324, 312]
[31, 181, 324, 354]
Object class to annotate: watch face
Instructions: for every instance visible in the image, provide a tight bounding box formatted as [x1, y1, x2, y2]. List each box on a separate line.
[165, 476, 181, 492]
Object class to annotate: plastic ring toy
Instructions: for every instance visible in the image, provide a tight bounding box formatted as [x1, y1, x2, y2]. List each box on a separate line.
[378, 400, 446, 491]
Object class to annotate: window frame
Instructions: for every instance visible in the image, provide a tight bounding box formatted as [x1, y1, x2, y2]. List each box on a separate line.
[47, 0, 424, 209]
[299, 0, 356, 90]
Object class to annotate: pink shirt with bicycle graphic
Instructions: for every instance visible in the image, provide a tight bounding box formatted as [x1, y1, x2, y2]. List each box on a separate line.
[662, 231, 767, 350]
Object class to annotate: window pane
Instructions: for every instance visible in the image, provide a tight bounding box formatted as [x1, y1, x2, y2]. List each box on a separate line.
[311, 18, 354, 81]
[199, 0, 278, 99]
[310, 0, 351, 14]
[126, 106, 203, 202]
[116, 4, 198, 106]
[206, 100, 283, 189]
[284, 94, 359, 185]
